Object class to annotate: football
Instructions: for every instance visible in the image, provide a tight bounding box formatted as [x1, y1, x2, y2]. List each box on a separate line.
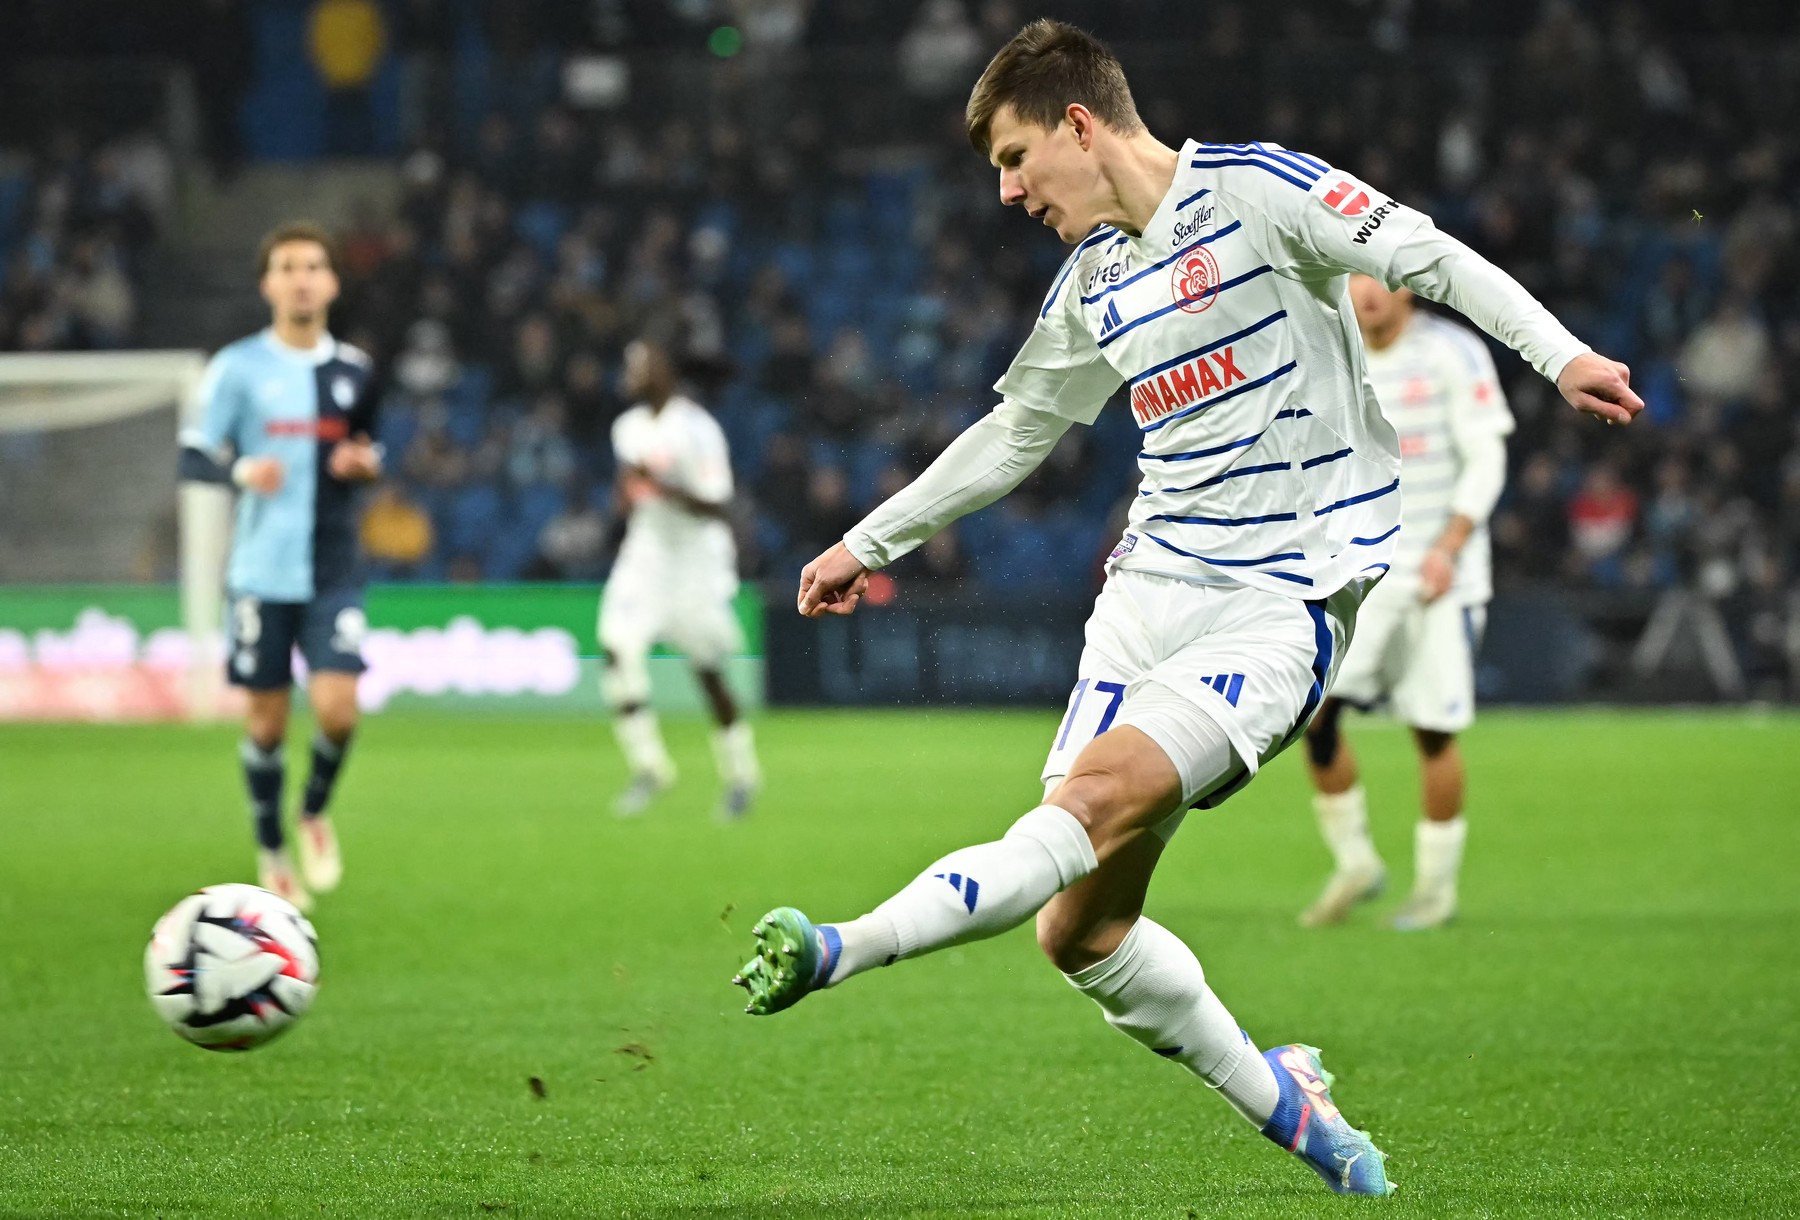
[144, 883, 320, 1051]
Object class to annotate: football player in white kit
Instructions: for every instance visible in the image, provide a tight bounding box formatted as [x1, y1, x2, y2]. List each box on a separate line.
[1299, 276, 1513, 932]
[732, 21, 1641, 1195]
[601, 339, 760, 818]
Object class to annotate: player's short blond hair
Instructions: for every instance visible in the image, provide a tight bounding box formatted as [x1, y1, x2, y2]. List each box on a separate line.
[965, 19, 1144, 158]
[257, 222, 339, 278]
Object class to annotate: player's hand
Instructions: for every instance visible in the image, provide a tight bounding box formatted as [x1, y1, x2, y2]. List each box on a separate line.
[621, 471, 660, 506]
[237, 457, 284, 495]
[328, 439, 382, 481]
[1418, 547, 1455, 604]
[798, 541, 871, 618]
[1557, 353, 1644, 426]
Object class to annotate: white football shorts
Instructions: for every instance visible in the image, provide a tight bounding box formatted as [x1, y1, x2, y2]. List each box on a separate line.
[1041, 568, 1369, 832]
[1328, 574, 1485, 733]
[598, 562, 743, 668]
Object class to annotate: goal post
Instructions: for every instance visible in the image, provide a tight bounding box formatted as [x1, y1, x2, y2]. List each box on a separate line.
[0, 350, 232, 720]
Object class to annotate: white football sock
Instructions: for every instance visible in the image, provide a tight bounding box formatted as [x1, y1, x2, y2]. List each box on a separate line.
[711, 721, 760, 787]
[1414, 815, 1467, 897]
[1065, 918, 1278, 1126]
[1313, 785, 1382, 875]
[613, 708, 673, 779]
[822, 804, 1096, 985]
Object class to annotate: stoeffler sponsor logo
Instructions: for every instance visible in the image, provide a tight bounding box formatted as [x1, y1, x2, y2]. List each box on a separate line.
[1170, 203, 1216, 246]
[1349, 200, 1403, 245]
[1129, 346, 1248, 425]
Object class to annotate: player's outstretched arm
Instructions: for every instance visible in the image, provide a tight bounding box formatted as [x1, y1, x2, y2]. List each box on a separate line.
[794, 398, 1075, 618]
[1249, 163, 1642, 426]
[1386, 230, 1641, 424]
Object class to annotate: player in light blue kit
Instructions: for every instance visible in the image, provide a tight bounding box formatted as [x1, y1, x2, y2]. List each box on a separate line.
[179, 223, 383, 911]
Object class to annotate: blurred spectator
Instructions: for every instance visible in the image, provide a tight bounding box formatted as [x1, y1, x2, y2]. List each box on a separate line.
[308, 0, 388, 155]
[900, 0, 984, 98]
[361, 484, 435, 574]
[0, 131, 168, 350]
[533, 488, 610, 580]
[1568, 463, 1640, 586]
[1680, 295, 1771, 402]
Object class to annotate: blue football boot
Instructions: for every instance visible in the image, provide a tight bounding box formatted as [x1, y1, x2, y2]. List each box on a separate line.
[1261, 1043, 1396, 1195]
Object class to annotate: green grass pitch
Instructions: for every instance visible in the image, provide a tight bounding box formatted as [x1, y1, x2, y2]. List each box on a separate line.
[2, 708, 1797, 1217]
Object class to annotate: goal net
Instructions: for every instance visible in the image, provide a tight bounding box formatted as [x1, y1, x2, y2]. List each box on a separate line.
[0, 351, 235, 720]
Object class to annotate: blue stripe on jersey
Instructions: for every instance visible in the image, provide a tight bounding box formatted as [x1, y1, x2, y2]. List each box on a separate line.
[1141, 432, 1261, 464]
[1249, 143, 1325, 180]
[1350, 524, 1402, 547]
[1313, 478, 1401, 516]
[1188, 156, 1315, 191]
[1040, 226, 1124, 318]
[1129, 310, 1287, 386]
[1144, 535, 1305, 567]
[1151, 509, 1298, 527]
[1141, 360, 1299, 434]
[1097, 264, 1275, 349]
[1143, 534, 1310, 583]
[1140, 460, 1292, 496]
[1193, 142, 1327, 184]
[1300, 447, 1354, 470]
[1175, 187, 1211, 211]
[1285, 148, 1330, 174]
[1080, 221, 1244, 305]
[1140, 405, 1310, 463]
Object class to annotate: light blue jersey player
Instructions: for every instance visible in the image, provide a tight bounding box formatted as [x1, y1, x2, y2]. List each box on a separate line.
[179, 223, 383, 911]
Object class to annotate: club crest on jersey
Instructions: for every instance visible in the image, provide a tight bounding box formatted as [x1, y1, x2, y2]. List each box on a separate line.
[332, 376, 356, 408]
[1170, 246, 1220, 314]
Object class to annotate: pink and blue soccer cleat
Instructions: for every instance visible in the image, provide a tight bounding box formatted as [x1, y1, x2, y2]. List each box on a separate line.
[1260, 1043, 1396, 1196]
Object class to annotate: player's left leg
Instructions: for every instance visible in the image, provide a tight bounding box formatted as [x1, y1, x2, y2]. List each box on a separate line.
[1387, 600, 1482, 931]
[1298, 585, 1407, 926]
[1391, 727, 1465, 930]
[599, 578, 676, 816]
[1041, 681, 1391, 1195]
[226, 594, 310, 911]
[676, 594, 759, 820]
[1298, 697, 1386, 927]
[293, 591, 369, 893]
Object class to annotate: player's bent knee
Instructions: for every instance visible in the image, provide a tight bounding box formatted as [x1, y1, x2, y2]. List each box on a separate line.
[1048, 764, 1161, 858]
[1305, 699, 1344, 768]
[1414, 728, 1455, 758]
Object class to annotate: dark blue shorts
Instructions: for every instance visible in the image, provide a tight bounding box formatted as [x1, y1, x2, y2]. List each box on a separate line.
[225, 588, 368, 690]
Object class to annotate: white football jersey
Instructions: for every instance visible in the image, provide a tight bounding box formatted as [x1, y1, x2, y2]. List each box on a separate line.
[1364, 312, 1513, 604]
[610, 395, 736, 583]
[996, 139, 1456, 599]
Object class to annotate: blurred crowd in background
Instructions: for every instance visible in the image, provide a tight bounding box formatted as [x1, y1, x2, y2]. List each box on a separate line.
[1, 0, 1797, 687]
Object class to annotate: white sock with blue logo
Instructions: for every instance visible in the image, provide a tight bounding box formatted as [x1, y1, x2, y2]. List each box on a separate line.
[820, 804, 1097, 986]
[1064, 917, 1279, 1127]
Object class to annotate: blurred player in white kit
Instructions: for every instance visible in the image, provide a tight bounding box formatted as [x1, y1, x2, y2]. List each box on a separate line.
[600, 339, 760, 818]
[1300, 276, 1514, 931]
